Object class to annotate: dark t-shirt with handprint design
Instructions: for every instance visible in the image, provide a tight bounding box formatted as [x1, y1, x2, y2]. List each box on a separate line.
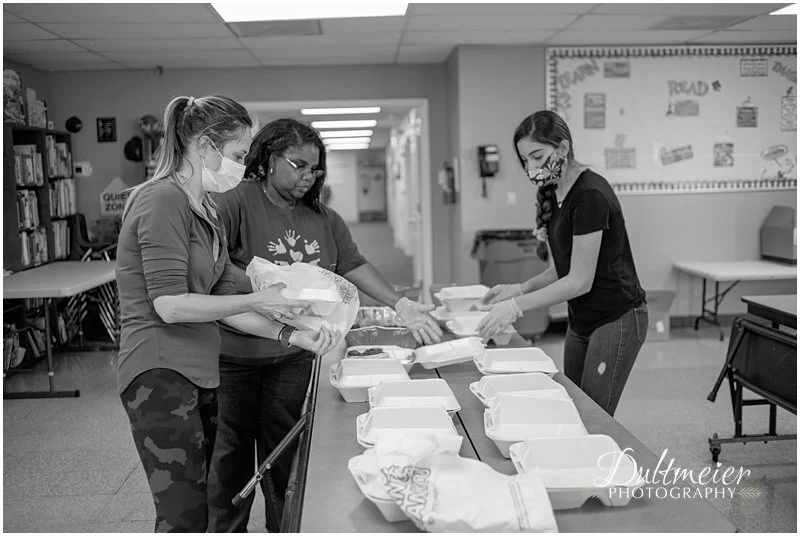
[212, 180, 367, 359]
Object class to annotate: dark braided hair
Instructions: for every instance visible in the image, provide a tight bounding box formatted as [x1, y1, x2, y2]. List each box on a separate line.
[513, 111, 575, 262]
[243, 118, 327, 213]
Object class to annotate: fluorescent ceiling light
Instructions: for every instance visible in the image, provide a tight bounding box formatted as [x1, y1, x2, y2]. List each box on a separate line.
[326, 143, 370, 151]
[312, 120, 377, 129]
[319, 130, 374, 138]
[770, 4, 798, 14]
[323, 137, 371, 144]
[212, 3, 408, 22]
[302, 107, 381, 115]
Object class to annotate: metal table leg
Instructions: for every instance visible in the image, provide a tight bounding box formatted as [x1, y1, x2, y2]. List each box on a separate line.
[4, 298, 81, 399]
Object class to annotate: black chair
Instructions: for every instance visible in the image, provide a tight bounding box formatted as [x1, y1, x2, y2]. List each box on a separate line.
[67, 214, 117, 261]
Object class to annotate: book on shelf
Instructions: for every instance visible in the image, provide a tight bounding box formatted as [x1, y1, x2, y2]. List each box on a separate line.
[13, 144, 43, 186]
[18, 228, 48, 268]
[50, 178, 76, 218]
[52, 219, 71, 260]
[45, 136, 73, 178]
[16, 190, 40, 229]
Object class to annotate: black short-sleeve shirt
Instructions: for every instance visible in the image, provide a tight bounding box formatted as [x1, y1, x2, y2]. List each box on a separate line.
[548, 169, 645, 335]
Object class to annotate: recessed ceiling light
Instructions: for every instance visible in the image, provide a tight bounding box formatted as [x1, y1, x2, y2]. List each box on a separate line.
[212, 3, 408, 22]
[319, 130, 374, 138]
[326, 143, 370, 151]
[770, 4, 798, 15]
[323, 137, 371, 144]
[312, 120, 377, 129]
[302, 107, 381, 115]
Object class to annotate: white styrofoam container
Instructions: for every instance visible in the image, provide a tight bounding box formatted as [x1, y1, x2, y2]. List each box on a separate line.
[329, 359, 410, 403]
[413, 337, 485, 369]
[446, 316, 516, 346]
[355, 406, 461, 449]
[368, 378, 461, 415]
[474, 347, 558, 375]
[469, 373, 570, 407]
[344, 345, 416, 373]
[508, 435, 645, 509]
[347, 454, 408, 523]
[484, 394, 588, 457]
[430, 305, 485, 323]
[436, 284, 490, 313]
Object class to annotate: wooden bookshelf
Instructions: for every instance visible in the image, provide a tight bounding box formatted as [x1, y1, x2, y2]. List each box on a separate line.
[3, 122, 77, 272]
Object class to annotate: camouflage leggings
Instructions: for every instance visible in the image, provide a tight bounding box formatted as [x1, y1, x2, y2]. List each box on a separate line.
[121, 368, 218, 532]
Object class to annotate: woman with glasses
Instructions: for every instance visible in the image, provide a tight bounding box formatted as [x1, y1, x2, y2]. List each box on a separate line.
[479, 110, 648, 418]
[207, 118, 442, 532]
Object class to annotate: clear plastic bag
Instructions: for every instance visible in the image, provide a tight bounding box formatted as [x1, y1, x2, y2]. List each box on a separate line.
[246, 256, 360, 334]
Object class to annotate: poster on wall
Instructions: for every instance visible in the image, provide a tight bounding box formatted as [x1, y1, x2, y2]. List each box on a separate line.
[99, 177, 130, 217]
[96, 117, 117, 143]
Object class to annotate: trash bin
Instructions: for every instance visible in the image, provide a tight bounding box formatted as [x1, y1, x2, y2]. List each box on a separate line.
[471, 229, 550, 339]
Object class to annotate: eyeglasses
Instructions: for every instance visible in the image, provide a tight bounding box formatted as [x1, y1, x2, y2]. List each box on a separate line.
[280, 154, 324, 180]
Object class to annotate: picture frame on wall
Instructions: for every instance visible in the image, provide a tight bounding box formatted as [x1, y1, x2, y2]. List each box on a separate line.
[96, 117, 117, 143]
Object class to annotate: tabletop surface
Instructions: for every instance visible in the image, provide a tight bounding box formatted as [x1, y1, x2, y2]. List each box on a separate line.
[742, 294, 797, 317]
[2, 261, 117, 299]
[301, 337, 736, 533]
[673, 260, 797, 282]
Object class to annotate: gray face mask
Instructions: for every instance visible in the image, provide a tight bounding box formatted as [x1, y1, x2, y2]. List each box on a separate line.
[201, 141, 245, 193]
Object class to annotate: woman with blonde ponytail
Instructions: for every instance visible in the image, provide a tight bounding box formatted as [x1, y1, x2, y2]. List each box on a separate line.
[115, 95, 339, 532]
[479, 110, 648, 417]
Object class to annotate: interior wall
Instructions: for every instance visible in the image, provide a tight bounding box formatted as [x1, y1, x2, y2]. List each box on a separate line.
[450, 44, 796, 316]
[356, 149, 387, 218]
[324, 150, 359, 223]
[40, 63, 453, 283]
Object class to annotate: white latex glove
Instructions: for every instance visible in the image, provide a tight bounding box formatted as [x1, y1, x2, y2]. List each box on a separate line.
[479, 283, 524, 310]
[289, 324, 342, 356]
[395, 297, 443, 346]
[477, 299, 523, 341]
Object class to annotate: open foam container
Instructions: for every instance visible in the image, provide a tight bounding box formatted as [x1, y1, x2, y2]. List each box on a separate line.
[413, 336, 485, 369]
[430, 305, 485, 324]
[446, 315, 516, 346]
[469, 372, 570, 407]
[368, 378, 461, 415]
[474, 347, 558, 375]
[435, 284, 490, 313]
[347, 451, 409, 523]
[344, 345, 416, 373]
[329, 359, 409, 403]
[484, 393, 587, 457]
[508, 435, 645, 509]
[355, 406, 461, 450]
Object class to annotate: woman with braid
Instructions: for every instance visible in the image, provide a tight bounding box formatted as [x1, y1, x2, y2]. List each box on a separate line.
[478, 110, 648, 417]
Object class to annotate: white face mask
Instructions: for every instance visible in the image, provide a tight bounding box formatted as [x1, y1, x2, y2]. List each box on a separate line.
[201, 141, 245, 193]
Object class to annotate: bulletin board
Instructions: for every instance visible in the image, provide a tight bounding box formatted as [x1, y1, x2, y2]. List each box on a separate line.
[546, 45, 797, 194]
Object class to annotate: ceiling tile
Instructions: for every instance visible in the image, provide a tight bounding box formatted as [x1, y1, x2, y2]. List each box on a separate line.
[257, 56, 396, 66]
[250, 45, 399, 59]
[396, 44, 454, 63]
[4, 39, 86, 54]
[3, 11, 24, 23]
[403, 30, 557, 45]
[32, 61, 126, 72]
[39, 22, 234, 40]
[567, 15, 673, 31]
[6, 51, 112, 65]
[103, 49, 256, 63]
[74, 38, 245, 53]
[726, 14, 798, 31]
[410, 3, 597, 15]
[406, 14, 577, 31]
[4, 3, 219, 23]
[320, 16, 406, 33]
[690, 30, 798, 43]
[3, 22, 59, 40]
[122, 57, 262, 69]
[592, 3, 788, 16]
[241, 33, 401, 49]
[547, 30, 711, 45]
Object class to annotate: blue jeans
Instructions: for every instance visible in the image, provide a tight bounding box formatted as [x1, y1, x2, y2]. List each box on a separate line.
[207, 351, 314, 533]
[564, 304, 648, 417]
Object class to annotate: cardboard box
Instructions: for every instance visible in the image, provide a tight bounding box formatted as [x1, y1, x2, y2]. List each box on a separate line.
[645, 290, 676, 341]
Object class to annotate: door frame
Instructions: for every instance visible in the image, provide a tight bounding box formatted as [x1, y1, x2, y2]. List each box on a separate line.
[241, 98, 433, 302]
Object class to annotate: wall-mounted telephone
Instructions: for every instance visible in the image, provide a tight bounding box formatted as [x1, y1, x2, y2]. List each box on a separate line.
[478, 145, 499, 198]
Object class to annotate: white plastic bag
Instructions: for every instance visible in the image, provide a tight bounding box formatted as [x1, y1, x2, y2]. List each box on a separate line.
[351, 435, 559, 533]
[245, 256, 359, 334]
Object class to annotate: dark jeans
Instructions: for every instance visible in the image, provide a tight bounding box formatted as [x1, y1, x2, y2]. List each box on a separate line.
[120, 368, 218, 533]
[564, 304, 648, 417]
[207, 351, 314, 533]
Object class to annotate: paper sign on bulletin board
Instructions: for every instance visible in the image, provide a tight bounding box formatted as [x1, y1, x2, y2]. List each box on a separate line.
[546, 45, 797, 194]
